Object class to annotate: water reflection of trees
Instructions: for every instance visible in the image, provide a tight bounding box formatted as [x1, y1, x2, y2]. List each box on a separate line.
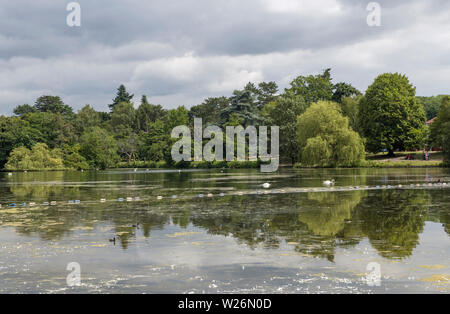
[356, 190, 429, 259]
[1, 175, 448, 260]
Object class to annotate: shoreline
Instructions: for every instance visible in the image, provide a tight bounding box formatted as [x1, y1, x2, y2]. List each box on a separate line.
[1, 162, 448, 173]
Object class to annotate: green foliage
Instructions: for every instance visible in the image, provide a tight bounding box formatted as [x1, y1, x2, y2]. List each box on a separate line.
[360, 190, 428, 259]
[417, 95, 449, 120]
[332, 82, 361, 103]
[79, 127, 119, 169]
[110, 101, 137, 137]
[286, 69, 334, 105]
[339, 96, 362, 133]
[5, 143, 64, 170]
[429, 96, 450, 164]
[297, 101, 365, 167]
[220, 90, 262, 127]
[23, 111, 76, 148]
[244, 81, 279, 109]
[0, 116, 41, 168]
[359, 73, 427, 155]
[62, 144, 90, 170]
[189, 97, 229, 126]
[75, 105, 101, 135]
[1, 72, 447, 171]
[109, 84, 134, 111]
[166, 106, 189, 131]
[138, 120, 170, 162]
[34, 96, 74, 116]
[13, 104, 36, 116]
[136, 99, 167, 132]
[262, 94, 307, 162]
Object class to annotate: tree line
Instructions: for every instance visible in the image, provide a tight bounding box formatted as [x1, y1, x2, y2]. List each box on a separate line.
[1, 69, 449, 170]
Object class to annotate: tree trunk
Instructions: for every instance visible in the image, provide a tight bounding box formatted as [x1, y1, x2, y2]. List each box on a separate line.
[387, 150, 395, 157]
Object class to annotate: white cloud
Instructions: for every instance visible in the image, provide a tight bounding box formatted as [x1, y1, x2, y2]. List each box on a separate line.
[262, 0, 343, 16]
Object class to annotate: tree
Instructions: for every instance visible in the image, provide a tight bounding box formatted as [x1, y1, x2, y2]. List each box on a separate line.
[166, 106, 189, 131]
[138, 120, 170, 161]
[79, 127, 119, 169]
[34, 96, 73, 116]
[297, 101, 365, 167]
[4, 146, 33, 170]
[244, 81, 278, 109]
[339, 96, 362, 133]
[23, 111, 76, 148]
[75, 105, 101, 135]
[110, 102, 137, 137]
[429, 96, 450, 164]
[136, 100, 167, 132]
[62, 144, 90, 170]
[5, 143, 64, 170]
[255, 82, 278, 108]
[118, 133, 139, 162]
[417, 95, 449, 120]
[13, 104, 36, 116]
[262, 94, 307, 163]
[189, 97, 229, 126]
[0, 116, 42, 168]
[220, 90, 262, 127]
[332, 82, 361, 103]
[109, 84, 134, 110]
[359, 73, 427, 156]
[285, 69, 334, 105]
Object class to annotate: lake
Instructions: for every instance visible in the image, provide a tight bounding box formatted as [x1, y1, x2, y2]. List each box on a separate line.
[0, 168, 449, 293]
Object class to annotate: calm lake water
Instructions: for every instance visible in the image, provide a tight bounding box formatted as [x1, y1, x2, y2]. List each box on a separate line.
[0, 168, 449, 294]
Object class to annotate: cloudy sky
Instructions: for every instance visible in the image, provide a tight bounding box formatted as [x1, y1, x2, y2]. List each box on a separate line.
[1, 0, 449, 114]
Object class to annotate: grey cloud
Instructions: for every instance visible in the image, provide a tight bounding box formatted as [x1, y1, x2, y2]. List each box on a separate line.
[0, 0, 450, 114]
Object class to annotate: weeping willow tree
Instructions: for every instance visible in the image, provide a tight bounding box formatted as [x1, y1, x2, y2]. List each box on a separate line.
[297, 101, 365, 167]
[5, 143, 64, 171]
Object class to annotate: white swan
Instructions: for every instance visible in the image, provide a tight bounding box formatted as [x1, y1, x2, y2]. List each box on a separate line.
[262, 183, 271, 189]
[323, 179, 335, 186]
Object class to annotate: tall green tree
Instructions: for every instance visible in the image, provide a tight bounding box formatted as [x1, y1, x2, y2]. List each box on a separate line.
[13, 104, 36, 116]
[166, 106, 189, 131]
[417, 95, 449, 120]
[75, 104, 101, 135]
[255, 81, 278, 108]
[79, 127, 119, 169]
[110, 102, 137, 137]
[244, 81, 278, 109]
[0, 116, 41, 168]
[429, 96, 450, 164]
[109, 84, 134, 110]
[137, 99, 167, 132]
[139, 120, 170, 161]
[339, 96, 362, 133]
[23, 112, 76, 148]
[189, 97, 229, 126]
[332, 82, 361, 103]
[297, 101, 365, 167]
[262, 94, 307, 163]
[285, 69, 334, 105]
[220, 90, 262, 127]
[62, 144, 90, 170]
[34, 96, 74, 116]
[359, 73, 427, 156]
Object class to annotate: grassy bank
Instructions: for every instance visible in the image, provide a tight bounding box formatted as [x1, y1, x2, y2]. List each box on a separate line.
[361, 160, 444, 168]
[293, 151, 446, 168]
